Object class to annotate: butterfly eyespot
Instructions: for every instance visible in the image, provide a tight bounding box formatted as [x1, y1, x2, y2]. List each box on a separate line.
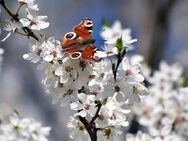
[88, 31, 93, 34]
[64, 32, 77, 40]
[83, 20, 93, 28]
[69, 52, 82, 59]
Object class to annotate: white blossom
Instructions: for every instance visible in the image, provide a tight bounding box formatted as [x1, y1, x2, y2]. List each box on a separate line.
[126, 131, 185, 141]
[70, 93, 96, 117]
[100, 20, 137, 53]
[88, 60, 112, 86]
[20, 19, 150, 141]
[96, 96, 130, 128]
[57, 57, 78, 83]
[1, 21, 20, 42]
[41, 37, 63, 62]
[102, 77, 148, 104]
[132, 61, 188, 141]
[159, 61, 183, 82]
[66, 116, 89, 140]
[95, 96, 130, 140]
[23, 42, 43, 63]
[28, 122, 51, 141]
[0, 112, 51, 141]
[23, 37, 62, 63]
[18, 0, 39, 11]
[20, 9, 49, 30]
[118, 57, 144, 83]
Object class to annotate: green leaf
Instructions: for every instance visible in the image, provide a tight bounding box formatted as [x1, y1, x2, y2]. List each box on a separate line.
[182, 74, 188, 86]
[115, 37, 123, 51]
[13, 110, 20, 117]
[101, 17, 109, 27]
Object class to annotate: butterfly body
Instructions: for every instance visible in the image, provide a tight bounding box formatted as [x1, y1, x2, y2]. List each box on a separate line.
[60, 18, 96, 60]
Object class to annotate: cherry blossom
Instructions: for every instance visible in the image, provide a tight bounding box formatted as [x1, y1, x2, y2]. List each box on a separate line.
[20, 9, 49, 30]
[18, 0, 39, 11]
[0, 112, 51, 141]
[126, 131, 185, 141]
[0, 1, 154, 140]
[1, 21, 21, 42]
[70, 93, 96, 117]
[66, 116, 90, 140]
[100, 20, 137, 50]
[132, 61, 188, 141]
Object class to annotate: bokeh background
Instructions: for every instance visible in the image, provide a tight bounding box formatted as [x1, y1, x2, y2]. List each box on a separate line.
[0, 0, 188, 141]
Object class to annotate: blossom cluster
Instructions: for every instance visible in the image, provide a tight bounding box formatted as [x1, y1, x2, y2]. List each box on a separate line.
[1, 0, 150, 140]
[0, 112, 51, 141]
[21, 18, 148, 140]
[126, 131, 185, 141]
[1, 0, 49, 42]
[2, 0, 188, 141]
[1, 0, 188, 140]
[130, 61, 188, 141]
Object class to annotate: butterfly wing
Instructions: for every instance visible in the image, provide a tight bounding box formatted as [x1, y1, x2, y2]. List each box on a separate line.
[60, 18, 96, 60]
[81, 45, 96, 59]
[60, 31, 86, 59]
[73, 18, 93, 39]
[60, 31, 82, 53]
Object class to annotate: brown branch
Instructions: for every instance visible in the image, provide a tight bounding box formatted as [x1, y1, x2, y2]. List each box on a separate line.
[78, 101, 102, 141]
[16, 3, 23, 16]
[113, 49, 127, 81]
[0, 0, 19, 21]
[0, 0, 39, 41]
[90, 102, 102, 123]
[79, 116, 97, 141]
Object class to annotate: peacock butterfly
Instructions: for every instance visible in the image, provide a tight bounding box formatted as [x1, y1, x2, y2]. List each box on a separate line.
[60, 18, 96, 60]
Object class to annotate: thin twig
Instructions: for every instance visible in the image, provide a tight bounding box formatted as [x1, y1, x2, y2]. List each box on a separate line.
[79, 116, 97, 141]
[16, 3, 23, 16]
[0, 0, 19, 21]
[113, 51, 122, 81]
[113, 49, 127, 81]
[15, 30, 28, 36]
[78, 102, 102, 141]
[90, 102, 102, 123]
[0, 0, 39, 41]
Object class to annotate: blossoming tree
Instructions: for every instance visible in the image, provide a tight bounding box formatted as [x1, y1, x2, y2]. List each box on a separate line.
[0, 0, 188, 141]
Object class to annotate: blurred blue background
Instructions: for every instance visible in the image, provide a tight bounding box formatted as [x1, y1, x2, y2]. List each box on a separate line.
[0, 0, 188, 141]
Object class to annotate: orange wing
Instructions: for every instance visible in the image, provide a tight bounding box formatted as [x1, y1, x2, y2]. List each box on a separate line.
[81, 45, 96, 60]
[60, 32, 82, 53]
[73, 18, 93, 39]
[60, 18, 96, 60]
